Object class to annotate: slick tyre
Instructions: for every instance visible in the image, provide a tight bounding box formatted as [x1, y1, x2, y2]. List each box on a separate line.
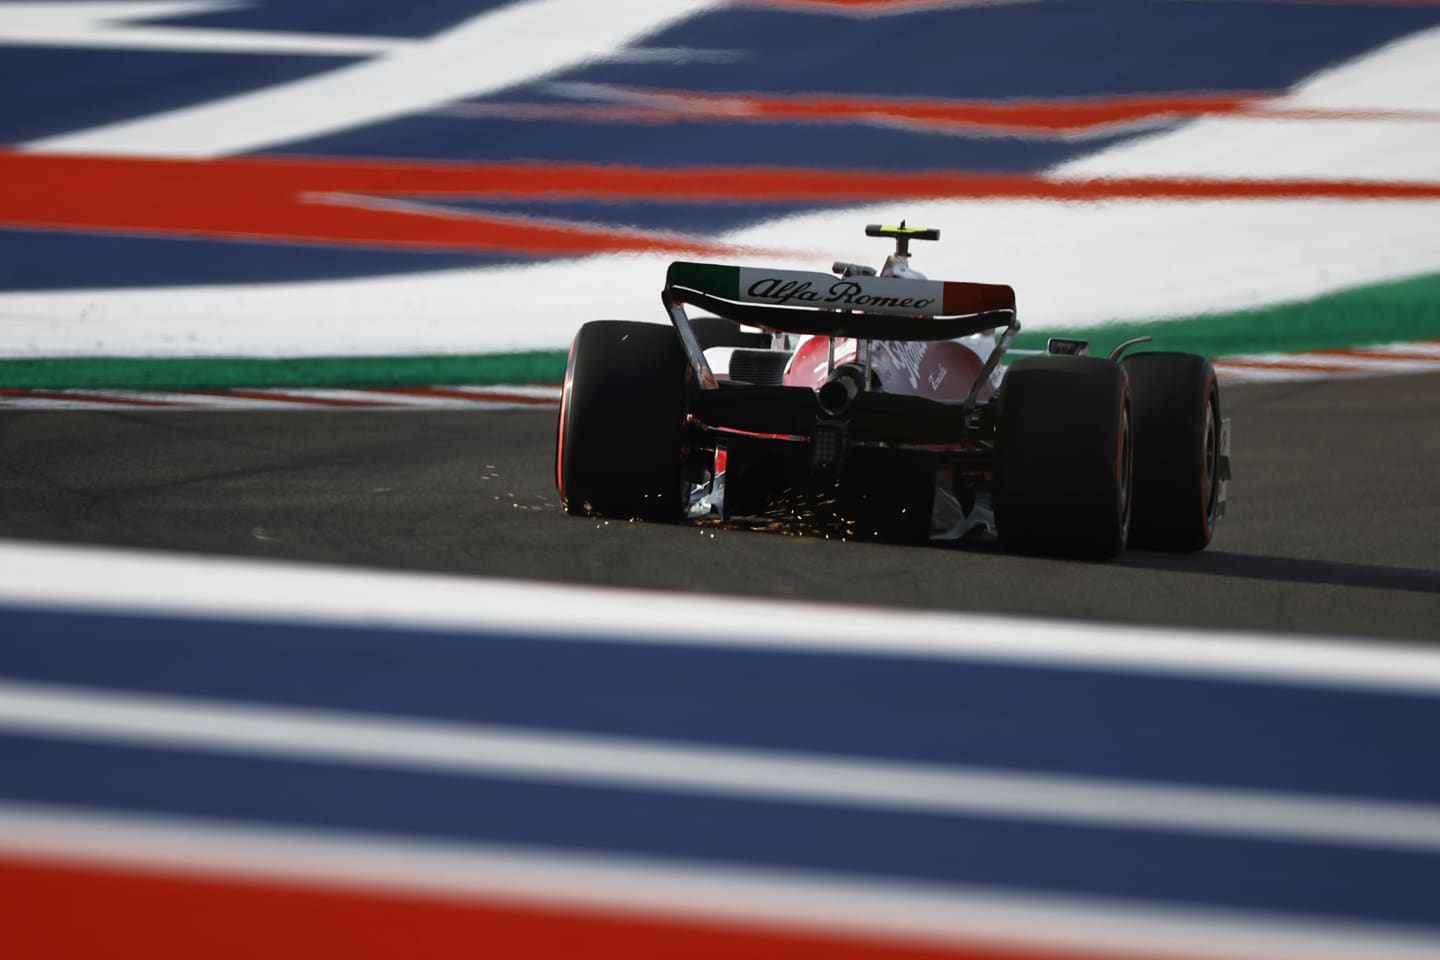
[1122, 352, 1223, 552]
[556, 321, 688, 522]
[993, 356, 1133, 560]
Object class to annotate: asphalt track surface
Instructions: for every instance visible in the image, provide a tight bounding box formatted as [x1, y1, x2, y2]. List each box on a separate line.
[2, 373, 1437, 642]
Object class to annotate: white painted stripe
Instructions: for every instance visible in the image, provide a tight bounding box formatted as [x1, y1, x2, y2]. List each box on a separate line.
[3, 398, 302, 410]
[1215, 365, 1329, 385]
[1, 28, 407, 56]
[1057, 114, 1440, 183]
[1212, 366, 1436, 385]
[443, 384, 562, 400]
[1286, 21, 1440, 114]
[0, 397, 172, 410]
[1349, 342, 1440, 359]
[0, 8, 417, 57]
[1216, 363, 1430, 381]
[27, 0, 717, 157]
[0, 2, 408, 55]
[0, 4, 413, 56]
[1213, 344, 1440, 383]
[1053, 26, 1440, 184]
[1219, 354, 1435, 372]
[0, 803, 1436, 960]
[2, 678, 1438, 851]
[117, 390, 290, 408]
[2, 539, 1440, 694]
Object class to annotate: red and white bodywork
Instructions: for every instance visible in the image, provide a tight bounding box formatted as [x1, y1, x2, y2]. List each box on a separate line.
[782, 254, 1000, 403]
[690, 253, 1008, 537]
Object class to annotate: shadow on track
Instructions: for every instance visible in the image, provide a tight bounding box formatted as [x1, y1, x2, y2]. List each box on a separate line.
[1125, 550, 1440, 596]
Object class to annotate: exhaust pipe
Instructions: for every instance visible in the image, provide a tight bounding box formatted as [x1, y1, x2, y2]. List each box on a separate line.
[817, 364, 866, 418]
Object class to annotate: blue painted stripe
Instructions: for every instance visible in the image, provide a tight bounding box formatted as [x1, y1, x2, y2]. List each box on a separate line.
[572, 2, 1440, 98]
[270, 114, 1119, 168]
[0, 229, 510, 291]
[0, 48, 361, 144]
[146, 0, 509, 39]
[2, 733, 1438, 928]
[444, 198, 846, 236]
[2, 605, 1438, 804]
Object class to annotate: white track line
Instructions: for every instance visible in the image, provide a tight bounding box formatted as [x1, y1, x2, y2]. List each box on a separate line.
[2, 538, 1440, 692]
[2, 678, 1438, 851]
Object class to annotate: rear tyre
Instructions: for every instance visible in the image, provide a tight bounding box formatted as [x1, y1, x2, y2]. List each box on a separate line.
[993, 356, 1132, 559]
[1122, 352, 1222, 552]
[556, 321, 688, 521]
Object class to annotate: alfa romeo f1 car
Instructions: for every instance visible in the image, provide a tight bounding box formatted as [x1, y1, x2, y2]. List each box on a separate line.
[556, 224, 1230, 558]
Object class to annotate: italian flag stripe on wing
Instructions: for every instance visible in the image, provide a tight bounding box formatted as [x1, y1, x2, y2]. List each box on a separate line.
[942, 281, 1016, 317]
[667, 262, 741, 299]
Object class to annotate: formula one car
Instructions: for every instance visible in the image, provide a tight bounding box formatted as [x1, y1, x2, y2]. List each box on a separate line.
[556, 224, 1229, 558]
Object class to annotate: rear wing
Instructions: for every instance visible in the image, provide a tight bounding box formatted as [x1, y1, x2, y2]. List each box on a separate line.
[663, 261, 1015, 341]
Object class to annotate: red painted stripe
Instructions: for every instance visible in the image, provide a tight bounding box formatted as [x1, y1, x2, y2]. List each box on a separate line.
[607, 88, 1262, 134]
[460, 94, 1440, 134]
[0, 855, 1145, 960]
[1213, 358, 1374, 373]
[0, 153, 733, 258]
[4, 153, 1440, 259]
